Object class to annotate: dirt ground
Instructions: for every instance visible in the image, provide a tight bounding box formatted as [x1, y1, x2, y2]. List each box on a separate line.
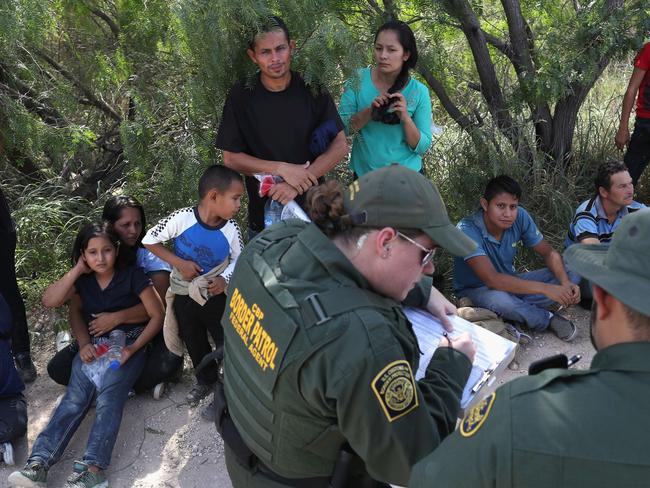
[0, 305, 594, 487]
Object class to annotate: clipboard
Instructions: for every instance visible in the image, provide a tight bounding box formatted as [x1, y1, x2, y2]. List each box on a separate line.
[404, 307, 517, 415]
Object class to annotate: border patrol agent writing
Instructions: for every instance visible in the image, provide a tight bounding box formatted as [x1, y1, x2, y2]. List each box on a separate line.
[218, 165, 478, 487]
[410, 207, 650, 488]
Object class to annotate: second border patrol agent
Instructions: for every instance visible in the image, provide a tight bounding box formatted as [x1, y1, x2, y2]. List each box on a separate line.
[218, 165, 478, 487]
[409, 207, 650, 488]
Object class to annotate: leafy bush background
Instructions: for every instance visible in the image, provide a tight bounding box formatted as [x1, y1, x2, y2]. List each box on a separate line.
[1, 0, 648, 305]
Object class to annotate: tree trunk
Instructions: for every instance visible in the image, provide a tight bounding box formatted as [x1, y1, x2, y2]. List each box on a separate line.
[441, 0, 533, 162]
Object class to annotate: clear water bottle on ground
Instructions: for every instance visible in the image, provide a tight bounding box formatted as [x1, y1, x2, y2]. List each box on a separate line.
[263, 199, 284, 228]
[56, 330, 72, 352]
[55, 316, 72, 352]
[106, 329, 126, 370]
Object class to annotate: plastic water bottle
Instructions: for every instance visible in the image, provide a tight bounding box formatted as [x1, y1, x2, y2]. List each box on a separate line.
[281, 201, 310, 222]
[82, 356, 107, 389]
[106, 330, 126, 370]
[263, 199, 284, 228]
[81, 339, 110, 389]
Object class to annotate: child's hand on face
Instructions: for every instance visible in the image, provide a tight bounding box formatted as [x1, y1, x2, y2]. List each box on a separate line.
[178, 259, 202, 281]
[75, 256, 92, 275]
[208, 276, 227, 296]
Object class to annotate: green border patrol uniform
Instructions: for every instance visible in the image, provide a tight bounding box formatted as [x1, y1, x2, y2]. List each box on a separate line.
[410, 208, 650, 488]
[220, 166, 477, 487]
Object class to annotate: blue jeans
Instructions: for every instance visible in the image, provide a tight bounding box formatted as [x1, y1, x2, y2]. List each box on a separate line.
[28, 348, 145, 469]
[458, 268, 580, 330]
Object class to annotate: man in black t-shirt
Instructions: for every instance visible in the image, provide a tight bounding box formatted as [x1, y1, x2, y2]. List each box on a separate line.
[215, 16, 348, 237]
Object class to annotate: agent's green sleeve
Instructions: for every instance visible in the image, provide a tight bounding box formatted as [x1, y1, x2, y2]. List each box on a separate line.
[409, 387, 513, 488]
[332, 331, 472, 486]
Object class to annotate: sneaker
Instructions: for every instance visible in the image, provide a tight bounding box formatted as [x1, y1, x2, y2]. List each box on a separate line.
[457, 296, 474, 308]
[549, 314, 578, 342]
[504, 323, 532, 345]
[152, 382, 165, 400]
[14, 353, 37, 384]
[66, 461, 88, 482]
[7, 460, 48, 487]
[200, 396, 216, 422]
[1, 441, 15, 465]
[65, 462, 108, 488]
[186, 383, 212, 406]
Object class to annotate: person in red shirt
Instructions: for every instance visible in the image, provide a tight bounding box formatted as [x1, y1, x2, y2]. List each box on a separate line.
[615, 42, 650, 185]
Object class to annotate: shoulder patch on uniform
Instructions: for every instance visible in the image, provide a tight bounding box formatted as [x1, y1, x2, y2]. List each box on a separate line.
[371, 360, 419, 422]
[460, 392, 496, 437]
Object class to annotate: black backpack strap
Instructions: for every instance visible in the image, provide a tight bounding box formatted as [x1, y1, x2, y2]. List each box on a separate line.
[300, 288, 399, 328]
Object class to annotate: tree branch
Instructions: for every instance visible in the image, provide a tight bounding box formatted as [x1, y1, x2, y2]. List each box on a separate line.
[481, 29, 514, 60]
[406, 16, 425, 25]
[0, 64, 66, 127]
[500, 0, 535, 79]
[365, 0, 384, 16]
[36, 49, 122, 123]
[440, 0, 531, 160]
[604, 0, 623, 13]
[85, 4, 120, 39]
[382, 0, 398, 19]
[548, 0, 624, 165]
[417, 65, 474, 130]
[500, 0, 553, 150]
[71, 150, 125, 200]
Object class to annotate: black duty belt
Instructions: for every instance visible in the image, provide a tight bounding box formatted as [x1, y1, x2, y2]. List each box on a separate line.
[220, 408, 331, 488]
[209, 349, 384, 488]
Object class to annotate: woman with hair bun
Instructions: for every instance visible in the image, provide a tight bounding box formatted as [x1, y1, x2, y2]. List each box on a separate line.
[340, 20, 433, 178]
[220, 166, 477, 487]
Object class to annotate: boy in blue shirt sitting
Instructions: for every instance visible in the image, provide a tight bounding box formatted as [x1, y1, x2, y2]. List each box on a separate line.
[454, 176, 580, 341]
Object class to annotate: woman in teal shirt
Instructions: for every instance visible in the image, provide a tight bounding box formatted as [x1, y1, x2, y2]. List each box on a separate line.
[340, 21, 433, 177]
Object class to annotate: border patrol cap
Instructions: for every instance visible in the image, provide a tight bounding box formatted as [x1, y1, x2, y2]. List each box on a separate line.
[564, 207, 650, 316]
[344, 165, 477, 257]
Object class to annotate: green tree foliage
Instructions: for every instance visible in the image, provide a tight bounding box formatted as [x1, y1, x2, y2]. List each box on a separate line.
[1, 0, 648, 299]
[329, 0, 650, 166]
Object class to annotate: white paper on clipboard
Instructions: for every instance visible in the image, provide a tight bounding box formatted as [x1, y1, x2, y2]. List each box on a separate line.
[404, 307, 516, 410]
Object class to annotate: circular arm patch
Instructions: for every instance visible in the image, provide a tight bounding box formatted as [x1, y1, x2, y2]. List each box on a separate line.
[371, 360, 419, 422]
[460, 392, 496, 437]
